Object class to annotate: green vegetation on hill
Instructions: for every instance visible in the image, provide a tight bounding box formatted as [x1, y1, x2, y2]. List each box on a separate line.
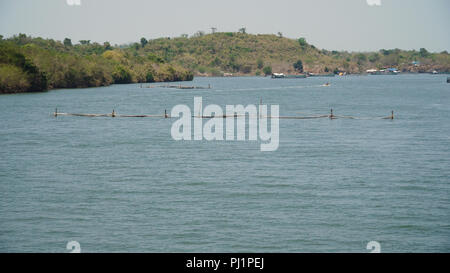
[1, 32, 449, 93]
[0, 34, 193, 94]
[0, 43, 47, 93]
[139, 32, 449, 76]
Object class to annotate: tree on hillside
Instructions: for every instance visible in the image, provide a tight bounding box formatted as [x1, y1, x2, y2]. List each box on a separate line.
[140, 37, 148, 48]
[13, 33, 31, 45]
[145, 71, 155, 83]
[298, 37, 307, 48]
[380, 49, 391, 56]
[112, 65, 132, 84]
[103, 42, 112, 50]
[263, 66, 272, 76]
[356, 53, 366, 65]
[0, 45, 47, 92]
[79, 40, 90, 45]
[419, 48, 429, 57]
[257, 59, 264, 69]
[368, 53, 380, 63]
[293, 60, 303, 73]
[239, 27, 246, 34]
[63, 38, 72, 47]
[277, 32, 283, 38]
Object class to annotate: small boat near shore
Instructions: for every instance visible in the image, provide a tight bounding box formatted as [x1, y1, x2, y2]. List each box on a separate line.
[271, 72, 334, 79]
[367, 68, 400, 75]
[271, 73, 307, 79]
[307, 73, 335, 77]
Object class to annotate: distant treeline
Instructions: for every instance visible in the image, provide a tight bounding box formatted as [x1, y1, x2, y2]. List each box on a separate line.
[0, 34, 193, 94]
[138, 32, 450, 76]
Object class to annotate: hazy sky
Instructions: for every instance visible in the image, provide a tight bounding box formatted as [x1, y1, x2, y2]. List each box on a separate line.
[0, 0, 449, 52]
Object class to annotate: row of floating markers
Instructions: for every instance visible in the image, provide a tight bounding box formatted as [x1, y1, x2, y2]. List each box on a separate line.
[53, 108, 395, 120]
[53, 108, 169, 118]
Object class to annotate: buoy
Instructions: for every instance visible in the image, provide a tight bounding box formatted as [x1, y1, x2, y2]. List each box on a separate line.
[112, 109, 116, 117]
[391, 110, 394, 120]
[165, 109, 168, 118]
[330, 109, 334, 119]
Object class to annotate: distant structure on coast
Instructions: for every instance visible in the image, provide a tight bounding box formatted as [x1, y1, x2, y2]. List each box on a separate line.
[271, 73, 307, 79]
[271, 72, 333, 79]
[366, 68, 399, 75]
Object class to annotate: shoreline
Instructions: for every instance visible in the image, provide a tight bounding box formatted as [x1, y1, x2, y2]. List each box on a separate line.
[1, 73, 448, 95]
[195, 71, 450, 77]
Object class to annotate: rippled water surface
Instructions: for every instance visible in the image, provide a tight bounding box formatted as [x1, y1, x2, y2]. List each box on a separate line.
[0, 74, 449, 252]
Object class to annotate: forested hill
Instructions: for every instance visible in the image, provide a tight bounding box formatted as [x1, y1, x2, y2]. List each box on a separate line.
[0, 34, 193, 94]
[141, 32, 449, 76]
[1, 33, 449, 94]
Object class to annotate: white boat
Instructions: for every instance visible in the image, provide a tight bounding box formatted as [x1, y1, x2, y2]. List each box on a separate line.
[271, 73, 286, 78]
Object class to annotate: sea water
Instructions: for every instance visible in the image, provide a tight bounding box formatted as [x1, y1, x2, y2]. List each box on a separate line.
[0, 74, 449, 252]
